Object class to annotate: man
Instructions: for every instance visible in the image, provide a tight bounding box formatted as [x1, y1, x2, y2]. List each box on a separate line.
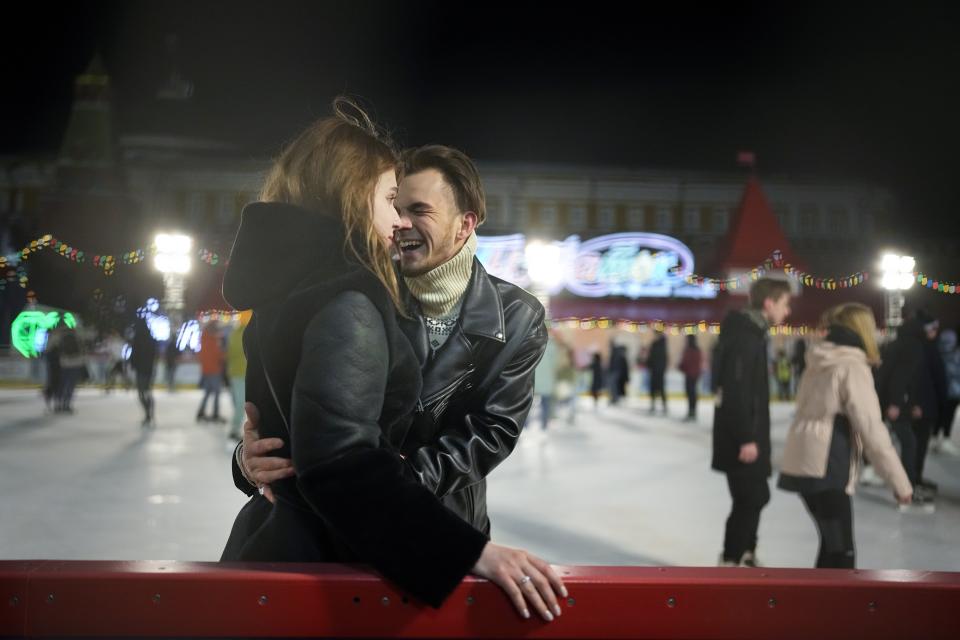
[232, 145, 547, 534]
[877, 309, 945, 511]
[712, 277, 791, 567]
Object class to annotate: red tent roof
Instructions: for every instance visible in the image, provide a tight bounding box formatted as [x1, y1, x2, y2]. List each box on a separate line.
[713, 175, 805, 272]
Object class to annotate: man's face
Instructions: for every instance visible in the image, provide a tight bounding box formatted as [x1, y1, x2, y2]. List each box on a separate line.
[394, 169, 472, 277]
[764, 293, 792, 326]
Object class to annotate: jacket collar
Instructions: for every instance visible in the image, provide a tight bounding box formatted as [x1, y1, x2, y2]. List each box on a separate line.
[458, 259, 506, 343]
[404, 257, 506, 344]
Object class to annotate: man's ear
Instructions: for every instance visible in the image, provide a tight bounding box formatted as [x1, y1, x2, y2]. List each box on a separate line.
[457, 211, 478, 241]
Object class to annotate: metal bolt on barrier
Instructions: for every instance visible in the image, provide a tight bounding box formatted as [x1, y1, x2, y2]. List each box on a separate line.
[8, 596, 19, 607]
[768, 598, 777, 608]
[258, 596, 268, 606]
[381, 597, 390, 607]
[567, 597, 575, 607]
[466, 596, 475, 606]
[667, 597, 677, 608]
[152, 594, 161, 604]
[868, 601, 877, 612]
[46, 594, 55, 604]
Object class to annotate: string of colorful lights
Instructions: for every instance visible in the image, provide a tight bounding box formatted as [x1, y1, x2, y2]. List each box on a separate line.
[682, 250, 871, 292]
[2, 237, 957, 295]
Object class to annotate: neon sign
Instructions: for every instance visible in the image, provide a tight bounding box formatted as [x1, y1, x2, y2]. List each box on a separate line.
[11, 311, 77, 358]
[476, 232, 715, 299]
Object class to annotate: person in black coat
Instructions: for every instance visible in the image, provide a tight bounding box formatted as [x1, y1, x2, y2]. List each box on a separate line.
[607, 342, 630, 405]
[219, 100, 565, 619]
[129, 317, 157, 427]
[647, 330, 668, 414]
[712, 278, 792, 567]
[877, 309, 946, 505]
[589, 352, 605, 409]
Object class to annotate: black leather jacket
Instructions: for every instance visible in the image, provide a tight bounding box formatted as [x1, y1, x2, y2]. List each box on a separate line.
[399, 259, 548, 533]
[233, 257, 547, 535]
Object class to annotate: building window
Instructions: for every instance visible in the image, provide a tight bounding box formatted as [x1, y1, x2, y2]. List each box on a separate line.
[627, 205, 645, 230]
[828, 206, 849, 235]
[655, 205, 673, 232]
[514, 201, 530, 227]
[799, 203, 819, 235]
[773, 203, 793, 233]
[539, 203, 558, 228]
[486, 196, 503, 226]
[218, 194, 236, 225]
[712, 207, 729, 234]
[683, 206, 700, 232]
[187, 192, 206, 224]
[597, 204, 616, 230]
[568, 204, 587, 230]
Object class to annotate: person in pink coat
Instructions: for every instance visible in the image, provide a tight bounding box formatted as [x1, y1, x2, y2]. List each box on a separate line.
[778, 303, 912, 568]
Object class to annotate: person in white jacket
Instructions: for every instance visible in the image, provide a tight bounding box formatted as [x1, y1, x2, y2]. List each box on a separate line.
[778, 303, 912, 568]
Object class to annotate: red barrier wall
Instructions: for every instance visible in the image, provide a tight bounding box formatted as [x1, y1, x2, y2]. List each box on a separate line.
[1, 561, 958, 639]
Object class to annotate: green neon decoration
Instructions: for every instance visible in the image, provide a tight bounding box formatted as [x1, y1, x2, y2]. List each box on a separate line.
[10, 310, 77, 358]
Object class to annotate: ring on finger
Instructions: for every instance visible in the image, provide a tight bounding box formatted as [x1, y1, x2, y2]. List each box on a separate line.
[518, 575, 532, 586]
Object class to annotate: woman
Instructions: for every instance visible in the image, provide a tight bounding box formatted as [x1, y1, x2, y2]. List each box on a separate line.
[778, 303, 912, 568]
[678, 334, 702, 421]
[589, 352, 604, 409]
[220, 98, 565, 620]
[129, 318, 157, 427]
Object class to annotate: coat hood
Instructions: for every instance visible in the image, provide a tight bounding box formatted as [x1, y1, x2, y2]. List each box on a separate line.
[805, 338, 869, 374]
[222, 202, 350, 311]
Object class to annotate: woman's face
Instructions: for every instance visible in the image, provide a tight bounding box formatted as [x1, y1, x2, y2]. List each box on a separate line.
[371, 169, 403, 247]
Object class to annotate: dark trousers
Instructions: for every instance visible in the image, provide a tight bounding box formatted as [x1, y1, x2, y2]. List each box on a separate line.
[136, 371, 154, 421]
[59, 367, 83, 410]
[684, 375, 698, 417]
[723, 472, 770, 562]
[890, 418, 918, 486]
[650, 373, 666, 411]
[915, 417, 935, 481]
[935, 400, 958, 438]
[800, 490, 855, 568]
[198, 374, 223, 417]
[539, 394, 552, 431]
[777, 380, 791, 401]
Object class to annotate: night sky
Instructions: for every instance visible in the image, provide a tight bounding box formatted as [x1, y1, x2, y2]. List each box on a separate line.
[3, 1, 960, 232]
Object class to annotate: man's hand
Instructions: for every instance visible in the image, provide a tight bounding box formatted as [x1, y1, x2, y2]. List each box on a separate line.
[241, 402, 295, 504]
[738, 442, 759, 464]
[886, 405, 900, 422]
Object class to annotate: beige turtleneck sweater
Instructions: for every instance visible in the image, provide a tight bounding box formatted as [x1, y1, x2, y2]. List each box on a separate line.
[404, 232, 477, 350]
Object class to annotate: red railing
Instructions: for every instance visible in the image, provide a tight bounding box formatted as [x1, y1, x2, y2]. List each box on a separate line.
[1, 561, 958, 639]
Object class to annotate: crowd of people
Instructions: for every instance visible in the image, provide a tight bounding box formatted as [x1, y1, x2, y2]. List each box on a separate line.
[39, 316, 249, 436]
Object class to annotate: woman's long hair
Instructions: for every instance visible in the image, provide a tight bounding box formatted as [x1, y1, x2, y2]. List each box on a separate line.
[830, 302, 882, 366]
[259, 97, 402, 310]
